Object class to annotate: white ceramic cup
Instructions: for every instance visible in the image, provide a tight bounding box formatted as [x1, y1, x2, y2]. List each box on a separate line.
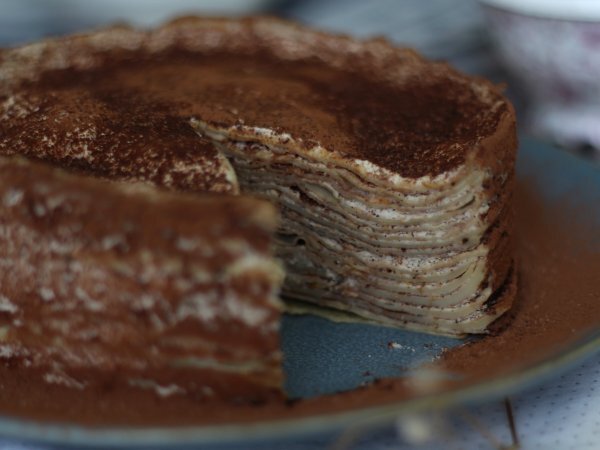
[480, 0, 600, 151]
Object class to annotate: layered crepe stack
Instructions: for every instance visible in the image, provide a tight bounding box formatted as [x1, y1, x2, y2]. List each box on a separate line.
[0, 17, 517, 400]
[198, 122, 515, 336]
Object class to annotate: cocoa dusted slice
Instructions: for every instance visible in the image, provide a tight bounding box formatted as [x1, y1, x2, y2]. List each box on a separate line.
[0, 156, 283, 401]
[0, 16, 517, 399]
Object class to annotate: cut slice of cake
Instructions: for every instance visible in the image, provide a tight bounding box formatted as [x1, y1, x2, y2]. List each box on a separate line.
[0, 156, 283, 401]
[0, 17, 517, 399]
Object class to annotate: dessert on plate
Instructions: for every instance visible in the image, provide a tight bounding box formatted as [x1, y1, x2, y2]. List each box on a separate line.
[0, 16, 517, 401]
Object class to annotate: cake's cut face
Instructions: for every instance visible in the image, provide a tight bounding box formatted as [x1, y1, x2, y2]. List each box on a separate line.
[0, 17, 517, 398]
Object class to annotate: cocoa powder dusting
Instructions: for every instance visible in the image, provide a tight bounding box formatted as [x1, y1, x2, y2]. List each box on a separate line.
[3, 48, 506, 180]
[0, 180, 597, 426]
[439, 180, 600, 378]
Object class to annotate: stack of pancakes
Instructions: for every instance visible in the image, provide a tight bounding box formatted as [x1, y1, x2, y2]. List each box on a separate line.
[0, 17, 517, 401]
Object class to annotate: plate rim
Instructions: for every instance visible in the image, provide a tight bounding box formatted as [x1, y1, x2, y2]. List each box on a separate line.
[0, 328, 598, 448]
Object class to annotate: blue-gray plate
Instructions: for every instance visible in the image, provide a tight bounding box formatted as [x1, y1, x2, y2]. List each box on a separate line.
[0, 136, 598, 448]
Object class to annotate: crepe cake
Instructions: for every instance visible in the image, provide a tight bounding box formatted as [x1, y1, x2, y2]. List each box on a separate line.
[0, 17, 517, 401]
[0, 157, 283, 400]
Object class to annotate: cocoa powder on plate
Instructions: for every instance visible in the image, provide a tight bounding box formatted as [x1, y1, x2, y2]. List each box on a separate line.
[0, 181, 597, 426]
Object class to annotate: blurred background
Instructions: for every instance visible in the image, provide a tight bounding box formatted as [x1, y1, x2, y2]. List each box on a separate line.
[2, 0, 600, 160]
[1, 0, 502, 77]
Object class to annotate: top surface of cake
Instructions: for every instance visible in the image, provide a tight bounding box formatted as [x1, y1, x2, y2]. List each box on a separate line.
[0, 16, 510, 181]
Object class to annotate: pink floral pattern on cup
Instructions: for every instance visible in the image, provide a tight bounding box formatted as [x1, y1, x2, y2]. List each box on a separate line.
[482, 6, 600, 152]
